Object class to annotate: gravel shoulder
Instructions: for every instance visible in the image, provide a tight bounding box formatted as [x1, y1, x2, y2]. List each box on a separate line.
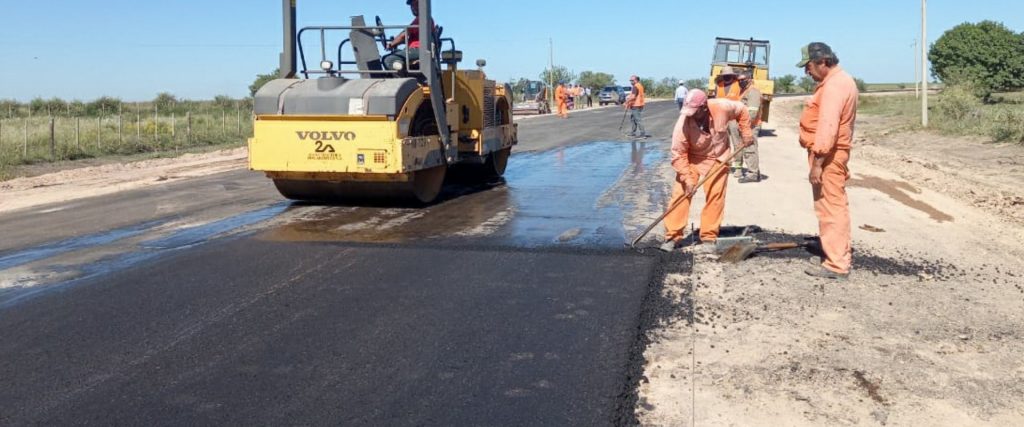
[636, 96, 1024, 426]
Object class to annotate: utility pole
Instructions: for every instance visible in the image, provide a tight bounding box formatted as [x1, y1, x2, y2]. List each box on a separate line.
[913, 39, 920, 98]
[921, 0, 928, 127]
[548, 38, 554, 107]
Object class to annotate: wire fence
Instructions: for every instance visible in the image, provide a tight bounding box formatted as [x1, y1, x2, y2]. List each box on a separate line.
[0, 105, 253, 169]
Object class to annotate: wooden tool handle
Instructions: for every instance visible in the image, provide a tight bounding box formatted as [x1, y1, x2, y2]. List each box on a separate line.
[760, 242, 800, 250]
[629, 147, 748, 248]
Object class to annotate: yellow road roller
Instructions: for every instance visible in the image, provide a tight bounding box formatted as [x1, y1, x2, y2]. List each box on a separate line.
[249, 0, 517, 203]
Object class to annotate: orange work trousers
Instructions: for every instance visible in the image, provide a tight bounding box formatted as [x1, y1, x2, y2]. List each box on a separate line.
[664, 158, 729, 243]
[558, 101, 568, 118]
[809, 149, 852, 274]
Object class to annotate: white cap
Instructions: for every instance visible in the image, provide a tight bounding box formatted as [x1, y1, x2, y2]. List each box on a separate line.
[679, 80, 686, 85]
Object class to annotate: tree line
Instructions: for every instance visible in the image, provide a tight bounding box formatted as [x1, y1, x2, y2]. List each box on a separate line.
[0, 94, 254, 119]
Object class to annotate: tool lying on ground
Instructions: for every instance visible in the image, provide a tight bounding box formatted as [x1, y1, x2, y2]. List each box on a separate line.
[718, 241, 808, 263]
[629, 147, 748, 250]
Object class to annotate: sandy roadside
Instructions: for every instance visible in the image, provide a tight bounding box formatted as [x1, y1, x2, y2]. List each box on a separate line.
[637, 96, 1024, 426]
[0, 148, 248, 214]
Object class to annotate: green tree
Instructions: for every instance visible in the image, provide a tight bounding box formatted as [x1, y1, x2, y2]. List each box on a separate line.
[153, 92, 178, 110]
[576, 71, 615, 93]
[798, 76, 817, 92]
[213, 95, 236, 109]
[29, 97, 46, 115]
[87, 96, 123, 116]
[44, 97, 67, 115]
[683, 77, 709, 93]
[0, 99, 21, 117]
[774, 74, 797, 93]
[929, 20, 1024, 97]
[250, 68, 280, 97]
[540, 66, 576, 88]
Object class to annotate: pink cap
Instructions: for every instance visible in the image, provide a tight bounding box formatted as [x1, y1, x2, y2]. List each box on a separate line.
[681, 89, 708, 117]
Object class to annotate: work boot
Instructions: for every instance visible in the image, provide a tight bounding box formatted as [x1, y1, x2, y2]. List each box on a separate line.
[658, 240, 678, 252]
[804, 265, 849, 280]
[738, 173, 762, 184]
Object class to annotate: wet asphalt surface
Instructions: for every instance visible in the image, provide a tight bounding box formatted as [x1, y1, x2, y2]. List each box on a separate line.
[0, 102, 689, 425]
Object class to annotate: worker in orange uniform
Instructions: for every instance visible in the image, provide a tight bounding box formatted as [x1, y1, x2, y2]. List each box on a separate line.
[735, 72, 765, 183]
[797, 42, 859, 280]
[660, 89, 754, 253]
[714, 66, 741, 100]
[625, 75, 647, 138]
[555, 81, 569, 119]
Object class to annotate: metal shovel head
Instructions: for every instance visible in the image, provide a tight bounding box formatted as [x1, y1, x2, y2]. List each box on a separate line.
[714, 236, 754, 252]
[718, 242, 758, 263]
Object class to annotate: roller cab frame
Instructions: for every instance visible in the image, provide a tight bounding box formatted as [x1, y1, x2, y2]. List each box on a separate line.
[707, 37, 774, 123]
[249, 0, 517, 204]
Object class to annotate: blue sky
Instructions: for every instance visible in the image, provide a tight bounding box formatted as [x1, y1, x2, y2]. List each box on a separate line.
[1, 0, 1021, 101]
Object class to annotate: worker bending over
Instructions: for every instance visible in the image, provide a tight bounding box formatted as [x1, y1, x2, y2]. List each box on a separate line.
[661, 89, 754, 252]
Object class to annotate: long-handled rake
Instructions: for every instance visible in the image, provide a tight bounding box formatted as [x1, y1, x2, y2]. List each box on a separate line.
[629, 147, 747, 250]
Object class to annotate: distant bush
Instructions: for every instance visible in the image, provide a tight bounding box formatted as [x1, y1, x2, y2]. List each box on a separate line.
[934, 84, 983, 125]
[984, 106, 1024, 143]
[854, 78, 868, 93]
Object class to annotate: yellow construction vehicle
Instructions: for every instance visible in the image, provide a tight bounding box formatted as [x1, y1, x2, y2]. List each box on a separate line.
[249, 0, 517, 204]
[707, 37, 774, 124]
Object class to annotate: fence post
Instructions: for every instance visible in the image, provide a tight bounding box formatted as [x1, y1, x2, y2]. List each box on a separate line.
[236, 103, 241, 136]
[136, 111, 141, 140]
[187, 111, 192, 145]
[76, 117, 80, 150]
[118, 105, 123, 146]
[0, 119, 4, 149]
[97, 116, 102, 149]
[23, 118, 28, 157]
[222, 109, 226, 136]
[49, 116, 55, 160]
[154, 105, 158, 144]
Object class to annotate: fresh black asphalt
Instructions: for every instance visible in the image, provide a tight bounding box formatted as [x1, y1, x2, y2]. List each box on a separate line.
[0, 101, 688, 425]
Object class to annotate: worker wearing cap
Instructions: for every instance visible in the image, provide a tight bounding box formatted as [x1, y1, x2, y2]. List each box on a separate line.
[714, 66, 742, 100]
[555, 81, 569, 119]
[716, 66, 754, 179]
[797, 42, 859, 279]
[661, 89, 754, 252]
[625, 75, 647, 138]
[674, 80, 689, 111]
[735, 72, 764, 183]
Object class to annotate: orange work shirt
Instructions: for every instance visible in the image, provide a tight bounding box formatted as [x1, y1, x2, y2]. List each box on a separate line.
[626, 82, 645, 108]
[716, 81, 741, 101]
[799, 66, 859, 155]
[670, 99, 753, 174]
[555, 85, 567, 103]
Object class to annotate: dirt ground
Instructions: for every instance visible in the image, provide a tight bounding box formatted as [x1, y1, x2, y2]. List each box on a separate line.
[635, 96, 1024, 426]
[0, 148, 247, 214]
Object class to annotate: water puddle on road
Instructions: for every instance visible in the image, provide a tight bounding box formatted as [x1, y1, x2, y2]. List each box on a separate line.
[261, 140, 666, 248]
[848, 175, 954, 223]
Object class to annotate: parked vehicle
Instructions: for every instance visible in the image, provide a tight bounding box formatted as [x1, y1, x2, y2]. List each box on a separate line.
[512, 80, 550, 115]
[597, 85, 625, 106]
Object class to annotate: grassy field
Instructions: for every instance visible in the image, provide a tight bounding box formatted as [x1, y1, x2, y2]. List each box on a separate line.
[858, 90, 1024, 144]
[0, 105, 251, 180]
